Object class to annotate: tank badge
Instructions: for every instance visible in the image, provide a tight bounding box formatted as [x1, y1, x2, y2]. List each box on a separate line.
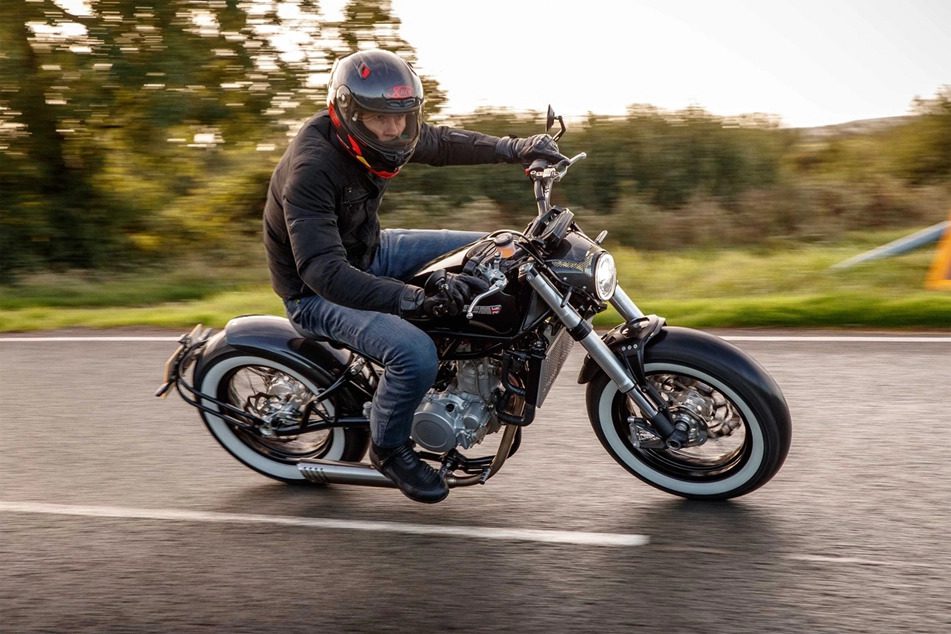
[469, 305, 502, 315]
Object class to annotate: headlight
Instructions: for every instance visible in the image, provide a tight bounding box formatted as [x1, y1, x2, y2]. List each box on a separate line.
[594, 252, 617, 301]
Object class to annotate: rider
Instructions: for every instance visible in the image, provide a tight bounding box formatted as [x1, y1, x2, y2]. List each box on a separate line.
[263, 49, 565, 503]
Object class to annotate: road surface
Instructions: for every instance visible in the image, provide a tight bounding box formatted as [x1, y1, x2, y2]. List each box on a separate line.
[1, 330, 950, 632]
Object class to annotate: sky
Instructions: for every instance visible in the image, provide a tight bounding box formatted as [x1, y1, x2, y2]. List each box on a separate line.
[53, 0, 951, 129]
[356, 0, 951, 128]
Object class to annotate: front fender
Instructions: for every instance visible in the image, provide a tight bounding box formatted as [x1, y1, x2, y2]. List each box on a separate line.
[579, 322, 788, 421]
[577, 315, 666, 384]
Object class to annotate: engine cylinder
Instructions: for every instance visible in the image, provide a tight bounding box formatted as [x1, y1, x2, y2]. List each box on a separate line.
[411, 359, 502, 453]
[412, 397, 462, 452]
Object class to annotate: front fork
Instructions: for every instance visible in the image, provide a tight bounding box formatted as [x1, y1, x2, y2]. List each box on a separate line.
[523, 265, 686, 447]
[609, 285, 644, 323]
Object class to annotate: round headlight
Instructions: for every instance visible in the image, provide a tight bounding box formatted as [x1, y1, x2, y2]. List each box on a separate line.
[594, 252, 617, 301]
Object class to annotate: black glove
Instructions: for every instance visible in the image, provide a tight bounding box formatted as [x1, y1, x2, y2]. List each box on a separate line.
[399, 271, 490, 319]
[427, 270, 490, 310]
[496, 134, 567, 165]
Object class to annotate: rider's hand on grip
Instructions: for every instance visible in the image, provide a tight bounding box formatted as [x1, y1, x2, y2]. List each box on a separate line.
[428, 270, 490, 308]
[496, 134, 567, 165]
[399, 271, 489, 319]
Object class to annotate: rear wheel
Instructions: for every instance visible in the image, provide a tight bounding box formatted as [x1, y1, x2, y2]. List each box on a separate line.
[197, 352, 369, 482]
[586, 329, 790, 499]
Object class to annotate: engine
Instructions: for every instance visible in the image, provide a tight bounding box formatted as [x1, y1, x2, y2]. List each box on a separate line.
[411, 358, 502, 453]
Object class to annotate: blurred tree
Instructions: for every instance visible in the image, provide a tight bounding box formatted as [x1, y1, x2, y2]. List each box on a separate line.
[1, 0, 314, 272]
[893, 87, 951, 184]
[0, 0, 107, 273]
[0, 0, 444, 278]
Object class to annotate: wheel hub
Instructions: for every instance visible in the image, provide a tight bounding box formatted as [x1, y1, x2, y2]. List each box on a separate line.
[243, 373, 314, 438]
[667, 387, 713, 447]
[627, 376, 744, 451]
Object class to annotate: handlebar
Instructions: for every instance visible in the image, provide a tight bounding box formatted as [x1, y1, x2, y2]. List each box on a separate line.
[528, 152, 586, 182]
[529, 152, 587, 217]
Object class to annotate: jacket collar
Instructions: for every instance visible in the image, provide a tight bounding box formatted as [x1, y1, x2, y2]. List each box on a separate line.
[315, 110, 387, 195]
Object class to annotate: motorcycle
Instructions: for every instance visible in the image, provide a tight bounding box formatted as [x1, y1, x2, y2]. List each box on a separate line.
[157, 107, 791, 500]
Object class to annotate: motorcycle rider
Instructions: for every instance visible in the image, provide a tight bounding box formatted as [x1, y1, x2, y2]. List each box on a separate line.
[264, 49, 565, 503]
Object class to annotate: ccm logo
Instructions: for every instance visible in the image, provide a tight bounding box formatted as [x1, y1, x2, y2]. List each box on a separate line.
[385, 84, 414, 99]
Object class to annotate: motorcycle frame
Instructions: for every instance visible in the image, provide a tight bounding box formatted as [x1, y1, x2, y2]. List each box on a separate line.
[158, 320, 377, 437]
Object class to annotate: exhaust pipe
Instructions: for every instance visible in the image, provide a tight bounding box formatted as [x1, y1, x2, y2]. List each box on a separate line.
[297, 458, 484, 488]
[298, 459, 395, 487]
[298, 426, 520, 489]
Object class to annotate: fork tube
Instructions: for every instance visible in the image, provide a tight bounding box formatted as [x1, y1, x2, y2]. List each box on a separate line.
[523, 265, 663, 419]
[610, 286, 644, 322]
[534, 180, 550, 215]
[523, 265, 679, 438]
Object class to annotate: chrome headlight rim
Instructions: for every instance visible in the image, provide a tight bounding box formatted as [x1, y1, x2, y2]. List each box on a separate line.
[594, 252, 617, 301]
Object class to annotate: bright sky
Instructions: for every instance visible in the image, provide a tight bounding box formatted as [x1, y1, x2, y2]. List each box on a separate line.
[374, 0, 950, 128]
[55, 0, 950, 128]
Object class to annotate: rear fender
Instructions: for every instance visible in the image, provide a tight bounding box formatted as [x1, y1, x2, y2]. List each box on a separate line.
[195, 315, 374, 404]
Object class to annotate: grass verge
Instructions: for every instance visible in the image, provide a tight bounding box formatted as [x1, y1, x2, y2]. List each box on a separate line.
[1, 233, 949, 332]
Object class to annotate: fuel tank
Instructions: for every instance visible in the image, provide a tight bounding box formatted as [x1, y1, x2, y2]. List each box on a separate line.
[405, 232, 535, 338]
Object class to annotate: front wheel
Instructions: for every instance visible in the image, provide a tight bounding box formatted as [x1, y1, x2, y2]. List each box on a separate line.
[586, 327, 791, 500]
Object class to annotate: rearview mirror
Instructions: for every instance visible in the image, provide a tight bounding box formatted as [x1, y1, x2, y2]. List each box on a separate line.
[545, 106, 567, 142]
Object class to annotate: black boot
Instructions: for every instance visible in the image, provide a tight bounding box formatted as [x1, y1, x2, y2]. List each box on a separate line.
[370, 441, 449, 504]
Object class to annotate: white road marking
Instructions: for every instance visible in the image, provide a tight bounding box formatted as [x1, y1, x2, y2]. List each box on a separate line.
[723, 335, 951, 343]
[1, 334, 950, 343]
[1, 501, 940, 569]
[649, 546, 940, 570]
[0, 501, 649, 547]
[785, 553, 893, 567]
[784, 553, 941, 570]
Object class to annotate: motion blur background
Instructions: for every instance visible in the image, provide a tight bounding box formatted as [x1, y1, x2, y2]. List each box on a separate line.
[1, 0, 949, 327]
[4, 7, 950, 632]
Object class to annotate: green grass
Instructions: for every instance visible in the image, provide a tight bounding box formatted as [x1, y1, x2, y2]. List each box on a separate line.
[1, 232, 949, 332]
[0, 264, 279, 332]
[598, 233, 951, 328]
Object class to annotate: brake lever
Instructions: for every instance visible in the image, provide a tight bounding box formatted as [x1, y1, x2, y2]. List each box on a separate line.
[545, 152, 587, 182]
[465, 278, 507, 320]
[556, 152, 587, 176]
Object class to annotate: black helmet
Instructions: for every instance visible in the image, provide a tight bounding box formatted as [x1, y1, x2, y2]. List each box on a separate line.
[327, 49, 424, 178]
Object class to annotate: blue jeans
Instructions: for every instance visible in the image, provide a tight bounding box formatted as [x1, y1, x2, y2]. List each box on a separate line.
[285, 228, 484, 448]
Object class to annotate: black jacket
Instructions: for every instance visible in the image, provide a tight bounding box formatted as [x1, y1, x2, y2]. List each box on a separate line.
[264, 111, 502, 314]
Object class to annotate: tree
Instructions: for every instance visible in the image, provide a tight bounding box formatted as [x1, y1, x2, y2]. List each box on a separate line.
[0, 0, 331, 274]
[893, 87, 951, 184]
[0, 0, 446, 277]
[0, 0, 106, 272]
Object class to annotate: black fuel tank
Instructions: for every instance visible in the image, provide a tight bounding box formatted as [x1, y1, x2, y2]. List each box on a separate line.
[404, 233, 529, 338]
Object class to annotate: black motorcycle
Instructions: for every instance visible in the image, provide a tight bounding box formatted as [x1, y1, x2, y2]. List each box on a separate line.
[157, 108, 791, 500]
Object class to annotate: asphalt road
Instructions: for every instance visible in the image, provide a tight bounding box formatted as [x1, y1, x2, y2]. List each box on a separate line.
[2, 330, 950, 633]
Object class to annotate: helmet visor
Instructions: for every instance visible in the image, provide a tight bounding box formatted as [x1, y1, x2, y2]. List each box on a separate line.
[348, 105, 421, 155]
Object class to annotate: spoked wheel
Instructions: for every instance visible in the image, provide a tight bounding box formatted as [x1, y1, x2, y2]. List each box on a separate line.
[619, 369, 752, 474]
[197, 352, 369, 482]
[223, 364, 338, 460]
[587, 328, 791, 500]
